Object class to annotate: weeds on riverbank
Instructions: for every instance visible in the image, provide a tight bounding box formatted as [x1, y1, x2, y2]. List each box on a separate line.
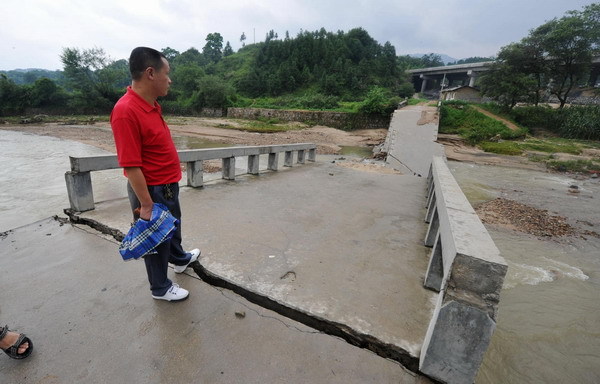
[1, 115, 109, 124]
[546, 159, 600, 173]
[440, 101, 527, 145]
[440, 101, 600, 174]
[479, 138, 582, 156]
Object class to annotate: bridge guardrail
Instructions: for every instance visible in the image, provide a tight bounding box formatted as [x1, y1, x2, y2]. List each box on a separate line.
[420, 156, 507, 384]
[65, 143, 316, 212]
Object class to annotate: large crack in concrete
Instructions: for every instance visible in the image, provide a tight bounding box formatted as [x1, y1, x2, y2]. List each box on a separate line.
[64, 209, 126, 242]
[63, 210, 421, 375]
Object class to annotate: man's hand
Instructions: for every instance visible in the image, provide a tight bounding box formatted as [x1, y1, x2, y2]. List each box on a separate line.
[138, 204, 153, 221]
[125, 167, 154, 221]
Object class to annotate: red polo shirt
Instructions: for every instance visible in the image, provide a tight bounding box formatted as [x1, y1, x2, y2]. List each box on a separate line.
[110, 87, 181, 185]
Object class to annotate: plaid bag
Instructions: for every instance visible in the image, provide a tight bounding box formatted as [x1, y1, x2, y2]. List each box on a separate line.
[119, 203, 179, 260]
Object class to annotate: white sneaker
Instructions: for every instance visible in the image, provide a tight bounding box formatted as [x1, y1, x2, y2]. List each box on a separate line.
[152, 283, 189, 301]
[173, 249, 201, 274]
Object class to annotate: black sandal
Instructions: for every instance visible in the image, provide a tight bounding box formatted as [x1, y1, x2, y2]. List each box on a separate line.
[0, 325, 33, 359]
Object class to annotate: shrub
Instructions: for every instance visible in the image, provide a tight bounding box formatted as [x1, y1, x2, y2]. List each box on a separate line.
[440, 102, 525, 144]
[546, 159, 600, 173]
[510, 106, 559, 132]
[397, 82, 417, 98]
[295, 93, 340, 109]
[558, 105, 600, 140]
[357, 87, 399, 116]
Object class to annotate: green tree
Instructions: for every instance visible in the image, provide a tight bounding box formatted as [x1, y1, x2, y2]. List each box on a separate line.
[203, 33, 224, 63]
[170, 64, 205, 99]
[448, 57, 494, 65]
[479, 62, 537, 110]
[0, 74, 29, 115]
[187, 75, 235, 110]
[223, 41, 234, 57]
[60, 47, 121, 112]
[571, 3, 600, 47]
[240, 32, 246, 47]
[173, 48, 204, 67]
[420, 53, 444, 67]
[161, 47, 180, 62]
[358, 86, 399, 116]
[96, 59, 130, 98]
[481, 4, 597, 109]
[535, 14, 593, 107]
[29, 78, 68, 108]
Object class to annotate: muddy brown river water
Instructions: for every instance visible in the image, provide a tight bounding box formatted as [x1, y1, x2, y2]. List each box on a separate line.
[449, 162, 600, 384]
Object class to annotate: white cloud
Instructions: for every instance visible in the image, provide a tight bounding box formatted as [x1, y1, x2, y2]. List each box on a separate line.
[0, 0, 595, 70]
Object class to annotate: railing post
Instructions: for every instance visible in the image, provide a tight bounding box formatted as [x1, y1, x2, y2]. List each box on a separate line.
[424, 233, 443, 291]
[222, 157, 236, 180]
[186, 160, 203, 187]
[297, 150, 305, 164]
[424, 209, 439, 247]
[284, 151, 293, 167]
[308, 148, 316, 162]
[248, 155, 260, 175]
[268, 153, 279, 171]
[65, 171, 95, 212]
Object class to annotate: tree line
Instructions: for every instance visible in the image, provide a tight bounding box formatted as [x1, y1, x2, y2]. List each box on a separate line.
[479, 3, 600, 110]
[1, 27, 448, 117]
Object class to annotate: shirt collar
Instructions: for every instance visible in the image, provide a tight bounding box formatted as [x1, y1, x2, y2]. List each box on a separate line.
[126, 86, 161, 113]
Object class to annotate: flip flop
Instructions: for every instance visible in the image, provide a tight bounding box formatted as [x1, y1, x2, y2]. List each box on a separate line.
[0, 325, 33, 359]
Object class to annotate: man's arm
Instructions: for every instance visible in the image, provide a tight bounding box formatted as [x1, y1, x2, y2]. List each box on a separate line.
[125, 167, 153, 220]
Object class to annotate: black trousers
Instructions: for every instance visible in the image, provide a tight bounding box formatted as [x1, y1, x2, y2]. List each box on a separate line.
[127, 182, 191, 296]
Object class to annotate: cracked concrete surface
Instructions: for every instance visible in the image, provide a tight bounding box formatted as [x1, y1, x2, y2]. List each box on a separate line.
[0, 215, 431, 383]
[62, 157, 436, 378]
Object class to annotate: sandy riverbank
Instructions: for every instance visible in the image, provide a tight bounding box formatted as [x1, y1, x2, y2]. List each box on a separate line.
[0, 118, 387, 155]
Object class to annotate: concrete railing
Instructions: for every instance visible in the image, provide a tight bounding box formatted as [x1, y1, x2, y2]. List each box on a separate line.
[65, 143, 317, 212]
[420, 156, 507, 384]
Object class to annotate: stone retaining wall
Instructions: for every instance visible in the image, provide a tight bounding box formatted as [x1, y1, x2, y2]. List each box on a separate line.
[227, 107, 391, 130]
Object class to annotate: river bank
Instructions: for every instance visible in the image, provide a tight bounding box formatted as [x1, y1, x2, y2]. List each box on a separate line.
[0, 118, 387, 155]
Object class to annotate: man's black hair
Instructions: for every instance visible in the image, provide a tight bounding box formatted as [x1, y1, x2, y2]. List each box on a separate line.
[129, 47, 166, 80]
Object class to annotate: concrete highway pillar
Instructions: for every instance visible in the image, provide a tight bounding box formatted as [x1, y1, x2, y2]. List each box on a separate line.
[467, 70, 478, 87]
[420, 74, 430, 93]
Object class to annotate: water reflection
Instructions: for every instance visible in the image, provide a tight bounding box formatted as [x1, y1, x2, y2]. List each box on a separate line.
[172, 135, 232, 150]
[339, 145, 374, 158]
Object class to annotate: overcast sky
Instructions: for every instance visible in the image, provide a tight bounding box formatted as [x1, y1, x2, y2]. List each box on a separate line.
[1, 0, 596, 71]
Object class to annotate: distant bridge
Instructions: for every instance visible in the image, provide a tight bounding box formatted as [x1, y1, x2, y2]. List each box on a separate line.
[408, 57, 600, 94]
[407, 61, 493, 93]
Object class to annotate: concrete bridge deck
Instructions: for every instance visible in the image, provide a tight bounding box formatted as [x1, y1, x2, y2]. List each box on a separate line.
[0, 157, 436, 383]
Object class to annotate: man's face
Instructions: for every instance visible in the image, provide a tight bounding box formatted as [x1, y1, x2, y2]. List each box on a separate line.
[153, 57, 171, 97]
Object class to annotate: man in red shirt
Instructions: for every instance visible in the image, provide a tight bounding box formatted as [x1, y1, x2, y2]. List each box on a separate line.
[111, 47, 199, 302]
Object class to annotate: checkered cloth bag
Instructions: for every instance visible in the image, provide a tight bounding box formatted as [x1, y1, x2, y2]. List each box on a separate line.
[119, 203, 179, 260]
